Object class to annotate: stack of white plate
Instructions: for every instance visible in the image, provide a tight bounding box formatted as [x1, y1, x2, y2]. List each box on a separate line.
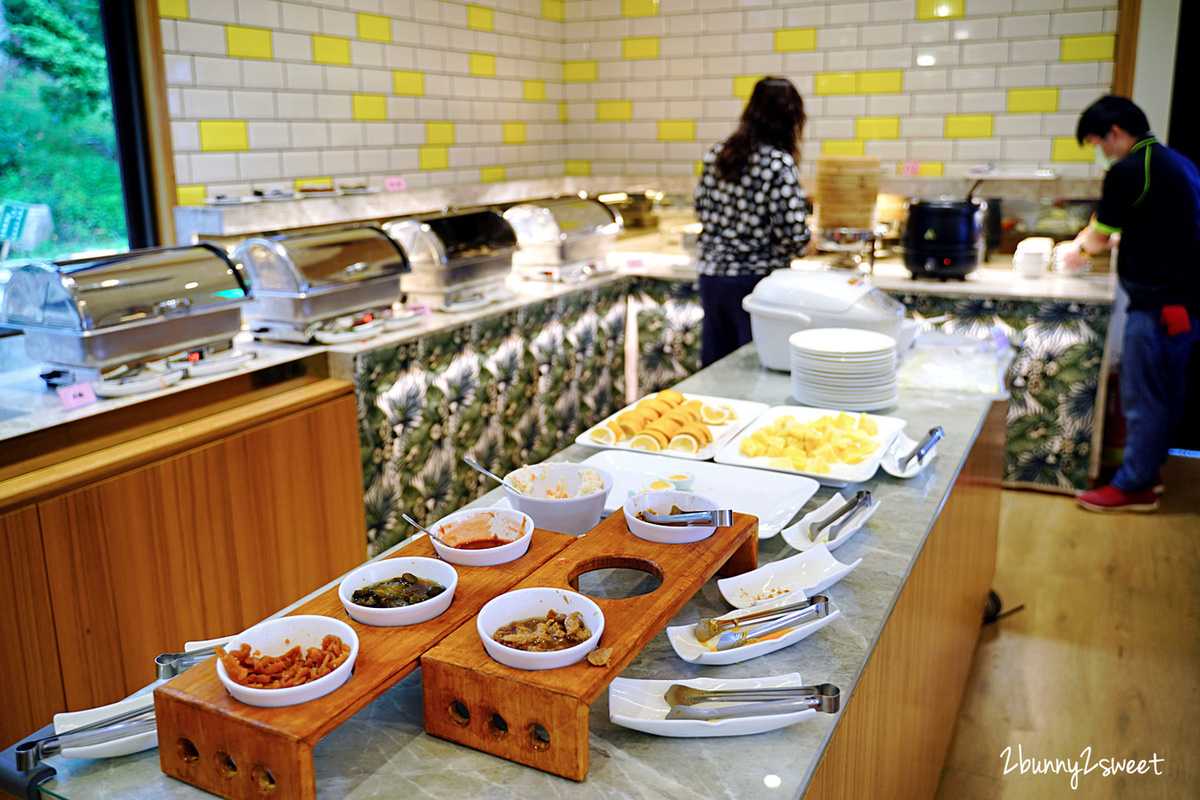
[788, 327, 898, 411]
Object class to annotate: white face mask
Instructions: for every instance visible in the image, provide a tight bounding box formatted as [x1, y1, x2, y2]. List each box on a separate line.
[1094, 144, 1116, 171]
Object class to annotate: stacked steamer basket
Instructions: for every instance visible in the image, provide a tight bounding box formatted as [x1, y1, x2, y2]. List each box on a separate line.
[788, 327, 898, 411]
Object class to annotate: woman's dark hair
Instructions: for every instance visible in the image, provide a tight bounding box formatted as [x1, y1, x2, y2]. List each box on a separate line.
[714, 77, 806, 181]
[1076, 95, 1151, 144]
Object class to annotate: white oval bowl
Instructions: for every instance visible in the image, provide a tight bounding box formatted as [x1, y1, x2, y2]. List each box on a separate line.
[476, 587, 605, 670]
[430, 508, 534, 566]
[502, 464, 614, 536]
[338, 556, 457, 626]
[623, 489, 720, 544]
[215, 615, 359, 708]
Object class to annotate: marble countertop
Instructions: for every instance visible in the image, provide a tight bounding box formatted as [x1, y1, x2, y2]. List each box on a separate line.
[32, 343, 999, 800]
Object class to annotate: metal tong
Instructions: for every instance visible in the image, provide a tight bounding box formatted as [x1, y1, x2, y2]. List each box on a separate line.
[807, 490, 872, 542]
[710, 596, 831, 651]
[896, 426, 944, 471]
[643, 508, 733, 527]
[693, 595, 828, 642]
[15, 704, 157, 770]
[664, 683, 841, 721]
[154, 643, 222, 679]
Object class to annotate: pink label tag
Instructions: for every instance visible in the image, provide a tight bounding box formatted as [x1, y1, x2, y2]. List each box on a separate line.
[407, 303, 431, 316]
[58, 381, 98, 410]
[900, 161, 921, 176]
[385, 176, 407, 192]
[627, 258, 644, 269]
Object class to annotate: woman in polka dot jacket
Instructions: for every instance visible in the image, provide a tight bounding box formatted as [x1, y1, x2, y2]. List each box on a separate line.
[694, 76, 811, 366]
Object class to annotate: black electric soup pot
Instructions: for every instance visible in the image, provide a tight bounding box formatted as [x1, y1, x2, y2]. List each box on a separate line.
[899, 196, 988, 279]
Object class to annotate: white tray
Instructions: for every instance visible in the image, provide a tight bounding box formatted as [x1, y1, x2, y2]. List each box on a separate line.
[666, 598, 840, 665]
[717, 542, 863, 609]
[575, 392, 768, 461]
[579, 450, 818, 539]
[713, 405, 907, 487]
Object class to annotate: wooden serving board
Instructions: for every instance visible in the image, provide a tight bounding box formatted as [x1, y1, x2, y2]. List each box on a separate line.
[420, 510, 759, 781]
[153, 529, 574, 800]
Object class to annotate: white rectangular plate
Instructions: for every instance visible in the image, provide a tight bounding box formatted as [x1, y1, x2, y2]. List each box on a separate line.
[713, 405, 907, 487]
[609, 673, 817, 737]
[717, 542, 863, 609]
[580, 450, 818, 539]
[575, 392, 769, 461]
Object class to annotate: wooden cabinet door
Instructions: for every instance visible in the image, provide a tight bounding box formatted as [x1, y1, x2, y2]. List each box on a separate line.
[0, 505, 66, 748]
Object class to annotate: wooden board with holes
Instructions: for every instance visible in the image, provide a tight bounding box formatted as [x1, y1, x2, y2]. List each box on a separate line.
[152, 528, 575, 800]
[419, 510, 759, 781]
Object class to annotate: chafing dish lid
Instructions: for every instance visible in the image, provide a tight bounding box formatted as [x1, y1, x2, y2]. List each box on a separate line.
[502, 197, 622, 244]
[382, 210, 516, 266]
[232, 226, 408, 294]
[1, 243, 248, 332]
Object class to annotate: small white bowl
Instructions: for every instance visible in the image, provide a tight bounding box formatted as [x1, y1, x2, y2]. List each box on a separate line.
[476, 587, 605, 670]
[338, 556, 457, 626]
[430, 507, 534, 566]
[623, 489, 720, 544]
[215, 615, 359, 708]
[502, 463, 614, 536]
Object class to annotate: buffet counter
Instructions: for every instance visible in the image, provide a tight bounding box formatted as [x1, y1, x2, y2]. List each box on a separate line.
[17, 341, 1004, 800]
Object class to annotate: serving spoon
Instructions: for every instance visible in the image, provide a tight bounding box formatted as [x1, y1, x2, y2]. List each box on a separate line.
[463, 455, 524, 495]
[401, 513, 455, 549]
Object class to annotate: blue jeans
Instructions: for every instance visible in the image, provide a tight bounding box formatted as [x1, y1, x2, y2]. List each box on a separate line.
[1113, 308, 1200, 491]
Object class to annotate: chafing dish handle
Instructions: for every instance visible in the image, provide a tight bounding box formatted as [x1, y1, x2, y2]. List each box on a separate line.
[1, 723, 57, 800]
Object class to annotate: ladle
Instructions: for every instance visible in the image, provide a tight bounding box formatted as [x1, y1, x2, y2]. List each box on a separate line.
[463, 455, 523, 494]
[401, 513, 455, 549]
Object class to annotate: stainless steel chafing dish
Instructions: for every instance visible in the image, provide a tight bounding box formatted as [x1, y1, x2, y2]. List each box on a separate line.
[1, 243, 250, 373]
[231, 225, 412, 343]
[502, 196, 623, 282]
[381, 209, 517, 311]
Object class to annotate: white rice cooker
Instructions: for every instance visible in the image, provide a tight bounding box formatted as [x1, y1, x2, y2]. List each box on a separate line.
[742, 269, 917, 371]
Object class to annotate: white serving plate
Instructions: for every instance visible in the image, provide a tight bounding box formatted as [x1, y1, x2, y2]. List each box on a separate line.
[780, 493, 882, 553]
[713, 405, 907, 486]
[608, 673, 817, 737]
[880, 431, 940, 478]
[54, 690, 158, 760]
[580, 450, 818, 539]
[789, 327, 897, 356]
[717, 542, 862, 608]
[666, 594, 841, 664]
[575, 392, 768, 461]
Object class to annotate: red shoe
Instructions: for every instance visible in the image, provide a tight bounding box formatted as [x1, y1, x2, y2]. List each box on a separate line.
[1075, 484, 1159, 513]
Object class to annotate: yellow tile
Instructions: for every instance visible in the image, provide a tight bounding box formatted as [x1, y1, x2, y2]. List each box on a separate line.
[856, 116, 900, 139]
[353, 94, 387, 121]
[733, 75, 764, 99]
[481, 166, 506, 183]
[313, 35, 351, 66]
[914, 162, 945, 176]
[420, 146, 449, 171]
[559, 102, 568, 123]
[858, 70, 903, 94]
[564, 61, 598, 83]
[945, 114, 993, 138]
[658, 120, 695, 142]
[467, 5, 494, 31]
[394, 70, 425, 97]
[226, 26, 272, 60]
[694, 161, 705, 177]
[524, 79, 546, 102]
[621, 0, 659, 17]
[775, 28, 816, 53]
[822, 140, 865, 156]
[426, 121, 455, 145]
[176, 184, 205, 205]
[199, 120, 248, 152]
[814, 72, 856, 95]
[1061, 34, 1115, 62]
[357, 13, 391, 43]
[917, 0, 965, 20]
[470, 53, 496, 77]
[565, 159, 592, 176]
[1007, 87, 1059, 114]
[294, 177, 333, 191]
[623, 36, 659, 60]
[503, 122, 526, 144]
[597, 100, 633, 122]
[159, 0, 188, 20]
[543, 0, 564, 22]
[1052, 136, 1093, 162]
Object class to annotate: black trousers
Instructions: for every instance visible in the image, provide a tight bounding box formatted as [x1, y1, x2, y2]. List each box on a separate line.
[698, 272, 766, 367]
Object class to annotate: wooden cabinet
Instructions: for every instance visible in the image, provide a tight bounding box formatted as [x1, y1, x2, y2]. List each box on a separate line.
[0, 380, 366, 749]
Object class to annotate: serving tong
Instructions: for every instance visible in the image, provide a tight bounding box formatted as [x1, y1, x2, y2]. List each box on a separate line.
[896, 426, 944, 472]
[643, 508, 733, 527]
[694, 596, 831, 651]
[663, 683, 840, 721]
[807, 490, 872, 542]
[693, 595, 828, 643]
[15, 704, 156, 770]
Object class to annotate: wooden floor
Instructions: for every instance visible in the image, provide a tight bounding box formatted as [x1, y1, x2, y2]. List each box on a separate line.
[934, 454, 1200, 799]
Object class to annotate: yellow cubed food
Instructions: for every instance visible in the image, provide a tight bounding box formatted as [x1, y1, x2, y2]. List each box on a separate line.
[814, 415, 835, 429]
[789, 455, 810, 471]
[847, 429, 870, 443]
[808, 457, 831, 474]
[834, 412, 856, 431]
[768, 457, 794, 470]
[842, 453, 865, 465]
[813, 443, 837, 461]
[857, 413, 878, 435]
[740, 438, 766, 458]
[766, 444, 787, 458]
[861, 440, 881, 454]
[749, 429, 772, 445]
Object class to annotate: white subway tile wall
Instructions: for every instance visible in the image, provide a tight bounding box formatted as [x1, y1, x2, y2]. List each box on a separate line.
[162, 0, 1118, 202]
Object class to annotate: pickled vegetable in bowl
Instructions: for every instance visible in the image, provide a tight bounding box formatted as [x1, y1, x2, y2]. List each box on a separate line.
[508, 465, 605, 498]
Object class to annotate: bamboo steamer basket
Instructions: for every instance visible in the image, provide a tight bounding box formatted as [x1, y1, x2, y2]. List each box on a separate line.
[814, 155, 882, 231]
